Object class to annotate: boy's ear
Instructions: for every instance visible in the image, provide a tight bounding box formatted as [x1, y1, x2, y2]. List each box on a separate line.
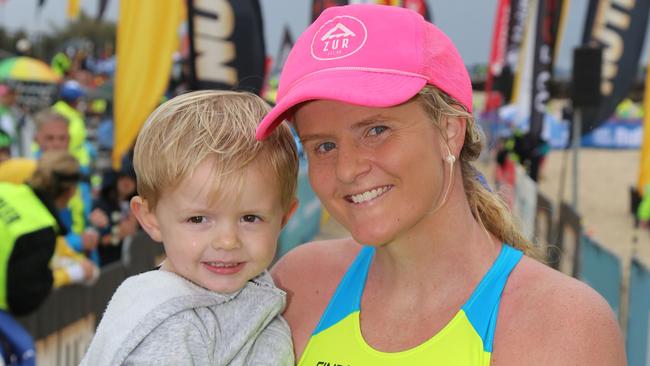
[281, 199, 299, 228]
[130, 196, 162, 242]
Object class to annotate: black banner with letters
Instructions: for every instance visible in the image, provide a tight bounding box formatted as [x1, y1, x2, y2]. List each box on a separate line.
[528, 0, 551, 142]
[580, 0, 650, 134]
[187, 0, 266, 94]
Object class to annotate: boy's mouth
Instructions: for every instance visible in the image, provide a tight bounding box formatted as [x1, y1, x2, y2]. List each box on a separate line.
[202, 261, 244, 275]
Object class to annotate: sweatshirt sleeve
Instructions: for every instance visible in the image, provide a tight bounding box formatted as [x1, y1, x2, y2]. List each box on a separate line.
[122, 311, 214, 366]
[242, 316, 295, 366]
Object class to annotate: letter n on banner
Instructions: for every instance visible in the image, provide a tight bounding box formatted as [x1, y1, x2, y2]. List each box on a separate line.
[186, 0, 266, 94]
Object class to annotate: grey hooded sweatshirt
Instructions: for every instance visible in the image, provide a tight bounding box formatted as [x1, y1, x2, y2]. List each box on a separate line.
[80, 270, 293, 366]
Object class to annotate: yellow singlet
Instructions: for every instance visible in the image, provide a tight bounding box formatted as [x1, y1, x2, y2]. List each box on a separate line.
[298, 244, 522, 366]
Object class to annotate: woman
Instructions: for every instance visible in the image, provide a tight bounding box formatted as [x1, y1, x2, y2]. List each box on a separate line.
[0, 150, 84, 316]
[256, 4, 625, 365]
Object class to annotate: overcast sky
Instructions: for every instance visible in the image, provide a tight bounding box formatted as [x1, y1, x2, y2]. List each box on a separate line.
[0, 0, 647, 72]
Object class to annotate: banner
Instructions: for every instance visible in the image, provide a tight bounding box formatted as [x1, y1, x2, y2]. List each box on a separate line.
[546, 0, 569, 72]
[528, 0, 551, 141]
[638, 57, 650, 193]
[341, 1, 431, 20]
[312, 0, 349, 21]
[271, 26, 295, 76]
[67, 0, 81, 19]
[581, 0, 650, 134]
[187, 0, 266, 94]
[484, 0, 512, 112]
[113, 0, 184, 168]
[505, 0, 528, 75]
[96, 0, 110, 21]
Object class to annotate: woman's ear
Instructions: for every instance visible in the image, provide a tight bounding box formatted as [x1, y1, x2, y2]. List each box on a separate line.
[443, 115, 467, 158]
[130, 196, 162, 242]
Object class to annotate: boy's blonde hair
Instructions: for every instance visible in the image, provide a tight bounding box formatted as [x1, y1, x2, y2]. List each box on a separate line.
[133, 90, 298, 211]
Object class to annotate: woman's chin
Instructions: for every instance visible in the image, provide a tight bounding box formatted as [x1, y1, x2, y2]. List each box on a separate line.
[349, 228, 394, 247]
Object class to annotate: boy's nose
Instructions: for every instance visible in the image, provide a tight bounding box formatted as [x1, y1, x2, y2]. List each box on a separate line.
[211, 230, 241, 250]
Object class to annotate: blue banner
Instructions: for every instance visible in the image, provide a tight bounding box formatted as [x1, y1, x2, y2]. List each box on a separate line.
[627, 259, 650, 366]
[578, 236, 621, 315]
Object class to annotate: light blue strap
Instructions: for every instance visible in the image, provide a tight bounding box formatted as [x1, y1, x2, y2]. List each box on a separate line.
[462, 245, 523, 352]
[312, 246, 375, 335]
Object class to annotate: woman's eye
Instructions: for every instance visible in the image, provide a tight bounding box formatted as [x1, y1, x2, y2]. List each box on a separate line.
[241, 215, 261, 223]
[187, 216, 206, 224]
[316, 141, 336, 154]
[368, 126, 388, 136]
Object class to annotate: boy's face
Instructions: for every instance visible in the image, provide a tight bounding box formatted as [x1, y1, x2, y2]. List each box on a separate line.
[134, 158, 290, 294]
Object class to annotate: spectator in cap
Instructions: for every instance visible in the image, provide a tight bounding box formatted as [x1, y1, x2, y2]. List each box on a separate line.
[52, 80, 92, 170]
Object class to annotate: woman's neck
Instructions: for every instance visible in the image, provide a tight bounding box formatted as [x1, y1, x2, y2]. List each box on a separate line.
[369, 183, 501, 294]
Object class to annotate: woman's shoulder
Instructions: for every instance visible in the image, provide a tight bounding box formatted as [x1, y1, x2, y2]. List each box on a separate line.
[272, 238, 363, 289]
[271, 238, 363, 357]
[493, 255, 626, 365]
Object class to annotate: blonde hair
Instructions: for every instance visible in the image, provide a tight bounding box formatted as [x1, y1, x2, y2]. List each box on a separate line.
[34, 109, 69, 131]
[28, 150, 80, 199]
[133, 90, 298, 211]
[417, 86, 538, 257]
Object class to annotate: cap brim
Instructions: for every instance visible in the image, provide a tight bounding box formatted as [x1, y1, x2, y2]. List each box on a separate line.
[256, 70, 427, 140]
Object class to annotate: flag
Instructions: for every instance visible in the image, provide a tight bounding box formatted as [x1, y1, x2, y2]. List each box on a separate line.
[312, 0, 348, 21]
[67, 0, 81, 19]
[581, 0, 650, 135]
[484, 0, 512, 112]
[187, 0, 266, 94]
[113, 0, 184, 168]
[637, 57, 650, 193]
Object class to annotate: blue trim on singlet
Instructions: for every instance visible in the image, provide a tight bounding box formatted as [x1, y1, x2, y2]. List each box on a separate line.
[311, 243, 523, 354]
[312, 246, 375, 335]
[462, 245, 522, 352]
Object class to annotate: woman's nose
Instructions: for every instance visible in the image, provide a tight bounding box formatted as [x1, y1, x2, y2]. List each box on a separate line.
[335, 143, 371, 184]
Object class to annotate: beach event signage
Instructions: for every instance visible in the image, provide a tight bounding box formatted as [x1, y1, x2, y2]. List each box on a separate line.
[187, 0, 266, 94]
[581, 0, 650, 134]
[626, 259, 650, 366]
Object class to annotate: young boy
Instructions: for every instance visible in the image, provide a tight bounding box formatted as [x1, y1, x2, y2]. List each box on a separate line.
[81, 90, 298, 365]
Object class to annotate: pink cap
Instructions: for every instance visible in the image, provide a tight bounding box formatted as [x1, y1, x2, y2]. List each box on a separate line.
[256, 4, 472, 140]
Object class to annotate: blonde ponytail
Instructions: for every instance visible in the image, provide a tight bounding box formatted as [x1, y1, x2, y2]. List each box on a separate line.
[417, 86, 540, 258]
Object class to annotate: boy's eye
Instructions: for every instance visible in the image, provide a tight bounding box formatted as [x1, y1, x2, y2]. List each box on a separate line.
[187, 216, 206, 224]
[368, 126, 388, 136]
[316, 141, 336, 154]
[241, 215, 261, 223]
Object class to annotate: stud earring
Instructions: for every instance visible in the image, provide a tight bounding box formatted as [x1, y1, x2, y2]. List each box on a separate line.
[445, 154, 456, 164]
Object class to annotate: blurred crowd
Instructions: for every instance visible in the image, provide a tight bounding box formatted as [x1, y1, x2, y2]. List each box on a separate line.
[0, 44, 140, 322]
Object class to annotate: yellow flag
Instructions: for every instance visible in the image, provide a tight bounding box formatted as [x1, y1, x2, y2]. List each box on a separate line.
[113, 0, 184, 169]
[67, 0, 81, 19]
[637, 57, 650, 194]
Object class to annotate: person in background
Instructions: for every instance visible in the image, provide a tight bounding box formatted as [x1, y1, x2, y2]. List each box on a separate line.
[0, 151, 89, 315]
[0, 84, 19, 157]
[637, 184, 650, 229]
[0, 130, 11, 163]
[81, 90, 298, 365]
[52, 80, 91, 172]
[91, 156, 139, 266]
[257, 4, 626, 365]
[32, 109, 102, 264]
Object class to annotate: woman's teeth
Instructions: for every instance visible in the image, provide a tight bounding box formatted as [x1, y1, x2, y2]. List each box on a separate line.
[350, 186, 390, 204]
